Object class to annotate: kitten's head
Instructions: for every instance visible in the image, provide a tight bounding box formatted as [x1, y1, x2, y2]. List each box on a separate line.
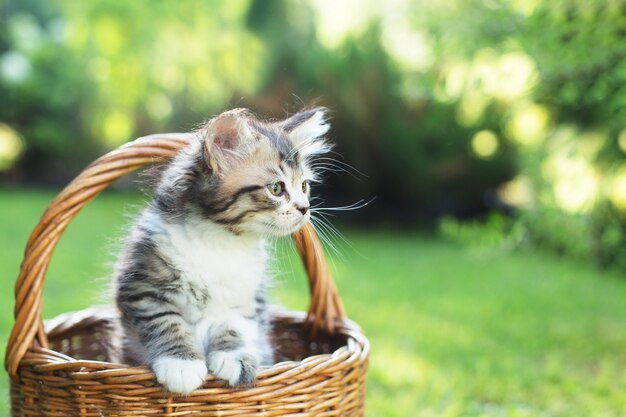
[159, 107, 331, 236]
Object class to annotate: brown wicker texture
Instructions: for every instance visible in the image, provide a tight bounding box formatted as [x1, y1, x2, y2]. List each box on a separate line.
[5, 134, 369, 416]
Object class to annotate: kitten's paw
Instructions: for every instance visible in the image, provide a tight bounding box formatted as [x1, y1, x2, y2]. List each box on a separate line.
[153, 356, 208, 395]
[207, 351, 258, 387]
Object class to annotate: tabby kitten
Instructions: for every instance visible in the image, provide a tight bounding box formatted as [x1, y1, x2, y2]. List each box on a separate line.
[114, 108, 331, 394]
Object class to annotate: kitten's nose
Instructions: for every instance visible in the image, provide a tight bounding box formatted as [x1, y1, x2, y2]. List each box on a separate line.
[296, 205, 309, 215]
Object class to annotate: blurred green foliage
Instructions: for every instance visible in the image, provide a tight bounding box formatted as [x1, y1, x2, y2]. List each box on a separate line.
[2, 0, 626, 269]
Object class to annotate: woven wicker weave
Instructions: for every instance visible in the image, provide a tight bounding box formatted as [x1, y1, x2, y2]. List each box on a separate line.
[5, 134, 369, 416]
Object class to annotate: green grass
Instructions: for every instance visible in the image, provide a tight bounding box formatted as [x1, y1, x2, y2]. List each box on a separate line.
[1, 188, 626, 416]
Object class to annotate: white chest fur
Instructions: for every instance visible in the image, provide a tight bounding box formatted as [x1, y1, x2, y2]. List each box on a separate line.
[152, 216, 267, 321]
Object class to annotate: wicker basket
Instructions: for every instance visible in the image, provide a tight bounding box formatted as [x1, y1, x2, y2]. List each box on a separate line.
[5, 134, 369, 416]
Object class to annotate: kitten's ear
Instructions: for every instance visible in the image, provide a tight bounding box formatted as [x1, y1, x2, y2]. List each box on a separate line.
[281, 107, 332, 157]
[201, 109, 254, 173]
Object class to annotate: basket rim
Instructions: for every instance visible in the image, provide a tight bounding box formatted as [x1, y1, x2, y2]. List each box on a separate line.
[14, 307, 369, 398]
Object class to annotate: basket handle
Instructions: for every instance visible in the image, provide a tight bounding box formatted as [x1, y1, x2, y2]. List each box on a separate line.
[5, 134, 345, 378]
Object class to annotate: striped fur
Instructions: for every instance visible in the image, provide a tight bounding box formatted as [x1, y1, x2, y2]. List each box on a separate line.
[114, 108, 331, 394]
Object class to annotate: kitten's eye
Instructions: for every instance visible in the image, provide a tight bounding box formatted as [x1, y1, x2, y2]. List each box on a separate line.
[302, 180, 309, 193]
[268, 181, 285, 196]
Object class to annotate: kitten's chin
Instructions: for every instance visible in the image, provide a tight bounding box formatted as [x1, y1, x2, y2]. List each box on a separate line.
[283, 218, 310, 236]
[267, 223, 307, 237]
[279, 223, 307, 236]
[247, 218, 308, 237]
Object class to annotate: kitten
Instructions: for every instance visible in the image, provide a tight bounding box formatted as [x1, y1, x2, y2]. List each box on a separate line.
[114, 107, 331, 394]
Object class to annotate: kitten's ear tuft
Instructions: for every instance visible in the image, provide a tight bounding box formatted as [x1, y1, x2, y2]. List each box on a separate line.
[281, 107, 331, 157]
[201, 109, 254, 173]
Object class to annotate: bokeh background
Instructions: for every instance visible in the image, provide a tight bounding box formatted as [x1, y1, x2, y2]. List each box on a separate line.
[2, 0, 626, 416]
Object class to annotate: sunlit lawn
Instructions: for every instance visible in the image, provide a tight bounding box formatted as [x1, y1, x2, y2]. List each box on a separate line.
[1, 188, 626, 416]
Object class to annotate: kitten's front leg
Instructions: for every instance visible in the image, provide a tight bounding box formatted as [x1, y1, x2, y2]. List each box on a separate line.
[207, 350, 259, 387]
[206, 318, 266, 387]
[148, 319, 208, 394]
[152, 354, 207, 395]
[122, 306, 208, 394]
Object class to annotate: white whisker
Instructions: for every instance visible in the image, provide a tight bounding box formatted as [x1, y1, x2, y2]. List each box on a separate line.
[314, 157, 369, 179]
[309, 216, 345, 264]
[310, 197, 376, 212]
[312, 215, 350, 251]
